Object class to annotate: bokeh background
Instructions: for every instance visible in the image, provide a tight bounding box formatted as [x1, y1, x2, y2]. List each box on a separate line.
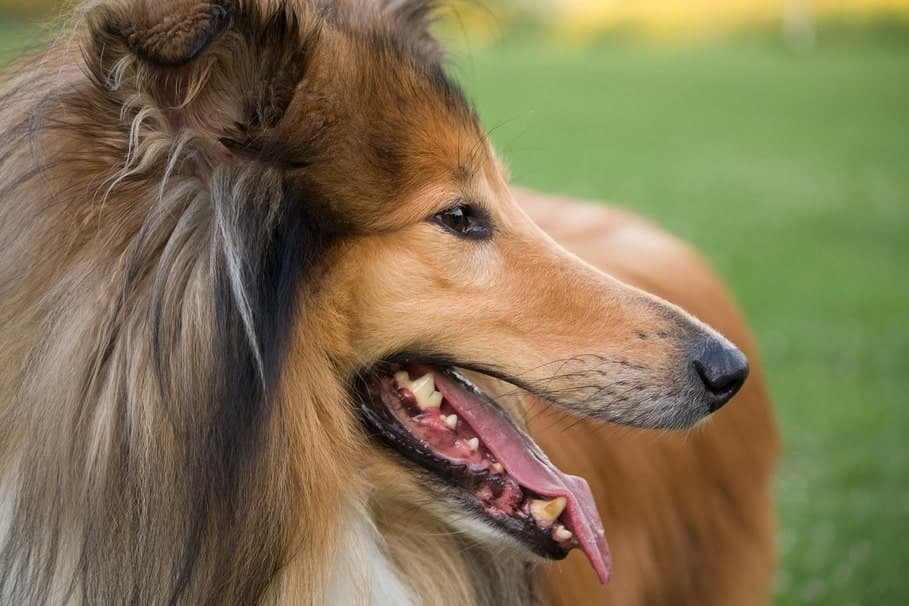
[1, 1, 906, 604]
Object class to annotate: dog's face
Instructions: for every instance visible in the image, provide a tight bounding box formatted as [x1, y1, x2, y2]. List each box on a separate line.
[335, 156, 747, 428]
[317, 117, 748, 579]
[93, 0, 748, 583]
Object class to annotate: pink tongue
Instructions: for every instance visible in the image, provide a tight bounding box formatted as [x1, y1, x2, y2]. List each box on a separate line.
[432, 369, 612, 584]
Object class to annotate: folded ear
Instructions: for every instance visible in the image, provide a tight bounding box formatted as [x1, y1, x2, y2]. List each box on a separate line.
[94, 0, 234, 66]
[85, 0, 313, 166]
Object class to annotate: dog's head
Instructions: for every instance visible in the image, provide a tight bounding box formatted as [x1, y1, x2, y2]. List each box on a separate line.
[87, 0, 748, 586]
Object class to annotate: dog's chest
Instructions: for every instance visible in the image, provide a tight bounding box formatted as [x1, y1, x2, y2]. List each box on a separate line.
[326, 514, 416, 606]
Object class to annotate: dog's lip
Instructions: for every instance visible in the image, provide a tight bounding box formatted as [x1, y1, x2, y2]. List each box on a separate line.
[357, 359, 612, 584]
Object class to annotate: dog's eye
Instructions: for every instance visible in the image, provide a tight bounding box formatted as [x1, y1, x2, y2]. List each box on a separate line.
[431, 204, 491, 240]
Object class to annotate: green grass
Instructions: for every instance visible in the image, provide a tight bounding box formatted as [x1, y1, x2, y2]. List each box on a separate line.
[454, 30, 909, 606]
[0, 19, 47, 59]
[1, 16, 907, 605]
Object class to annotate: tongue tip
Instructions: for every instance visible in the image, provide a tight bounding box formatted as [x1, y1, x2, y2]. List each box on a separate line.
[589, 548, 612, 585]
[575, 525, 612, 585]
[562, 475, 612, 584]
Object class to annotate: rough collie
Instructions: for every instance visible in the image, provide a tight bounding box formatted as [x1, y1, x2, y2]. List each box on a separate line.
[0, 0, 778, 604]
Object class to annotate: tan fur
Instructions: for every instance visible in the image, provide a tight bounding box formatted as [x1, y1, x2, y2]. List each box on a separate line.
[0, 2, 776, 604]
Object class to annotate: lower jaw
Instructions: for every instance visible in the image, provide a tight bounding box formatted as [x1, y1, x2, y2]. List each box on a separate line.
[355, 363, 576, 561]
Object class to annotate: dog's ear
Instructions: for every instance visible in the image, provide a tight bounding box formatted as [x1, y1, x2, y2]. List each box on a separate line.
[85, 1, 314, 165]
[92, 0, 234, 67]
[379, 0, 445, 63]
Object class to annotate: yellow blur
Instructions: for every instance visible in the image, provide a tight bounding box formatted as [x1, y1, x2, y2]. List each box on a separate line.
[551, 0, 909, 40]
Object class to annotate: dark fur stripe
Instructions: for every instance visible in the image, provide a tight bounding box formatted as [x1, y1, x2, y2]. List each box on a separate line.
[166, 169, 330, 605]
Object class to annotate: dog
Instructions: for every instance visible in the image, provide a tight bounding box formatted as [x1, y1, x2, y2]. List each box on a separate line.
[0, 1, 777, 604]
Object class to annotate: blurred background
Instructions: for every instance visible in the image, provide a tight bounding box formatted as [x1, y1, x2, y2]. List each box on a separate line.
[1, 1, 906, 604]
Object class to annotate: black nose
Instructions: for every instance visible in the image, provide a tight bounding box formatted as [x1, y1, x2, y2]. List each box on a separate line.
[693, 337, 749, 412]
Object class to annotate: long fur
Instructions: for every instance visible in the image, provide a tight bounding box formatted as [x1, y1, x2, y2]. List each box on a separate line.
[0, 2, 404, 603]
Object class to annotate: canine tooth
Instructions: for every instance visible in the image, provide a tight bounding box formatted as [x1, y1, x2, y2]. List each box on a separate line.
[394, 370, 411, 386]
[492, 463, 505, 474]
[444, 414, 458, 430]
[467, 438, 480, 452]
[554, 525, 573, 541]
[530, 497, 567, 522]
[410, 374, 436, 403]
[419, 390, 443, 410]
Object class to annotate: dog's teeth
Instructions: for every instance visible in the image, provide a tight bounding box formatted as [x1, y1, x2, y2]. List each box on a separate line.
[530, 497, 567, 522]
[411, 376, 444, 410]
[444, 415, 458, 430]
[492, 463, 505, 474]
[420, 390, 443, 410]
[396, 371, 442, 409]
[409, 373, 435, 400]
[554, 525, 573, 541]
[467, 437, 480, 452]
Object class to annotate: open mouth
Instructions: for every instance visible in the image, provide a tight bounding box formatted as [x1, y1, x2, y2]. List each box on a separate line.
[356, 361, 611, 584]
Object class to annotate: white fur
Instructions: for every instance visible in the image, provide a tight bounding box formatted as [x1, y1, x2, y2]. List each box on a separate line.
[0, 469, 11, 548]
[0, 464, 79, 605]
[327, 510, 416, 606]
[0, 467, 13, 603]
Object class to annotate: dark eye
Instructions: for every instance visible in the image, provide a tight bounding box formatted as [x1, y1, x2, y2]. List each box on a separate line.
[430, 203, 491, 240]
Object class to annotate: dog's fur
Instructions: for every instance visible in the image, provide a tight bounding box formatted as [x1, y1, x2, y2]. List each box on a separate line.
[0, 1, 777, 604]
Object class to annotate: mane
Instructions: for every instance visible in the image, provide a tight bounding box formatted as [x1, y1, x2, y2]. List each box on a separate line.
[0, 3, 346, 604]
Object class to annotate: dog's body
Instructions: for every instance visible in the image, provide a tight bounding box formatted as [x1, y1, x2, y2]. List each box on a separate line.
[0, 2, 776, 604]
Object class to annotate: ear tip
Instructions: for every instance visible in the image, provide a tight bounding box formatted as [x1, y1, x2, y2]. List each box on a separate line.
[97, 0, 235, 67]
[179, 0, 235, 64]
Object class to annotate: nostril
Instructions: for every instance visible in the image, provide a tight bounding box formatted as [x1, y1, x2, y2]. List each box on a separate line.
[693, 337, 750, 411]
[694, 359, 747, 395]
